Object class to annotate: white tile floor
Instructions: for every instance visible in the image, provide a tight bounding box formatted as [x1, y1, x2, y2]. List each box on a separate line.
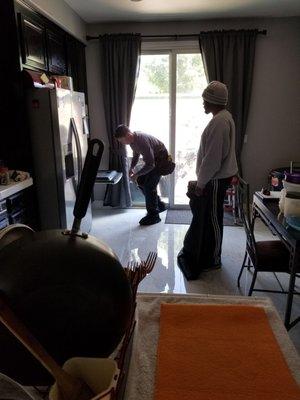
[91, 207, 300, 353]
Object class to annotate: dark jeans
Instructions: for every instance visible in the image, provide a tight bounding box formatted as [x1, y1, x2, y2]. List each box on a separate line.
[137, 169, 163, 216]
[180, 177, 231, 276]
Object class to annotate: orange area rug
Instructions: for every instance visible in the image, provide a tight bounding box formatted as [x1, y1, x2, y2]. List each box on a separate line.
[154, 303, 300, 400]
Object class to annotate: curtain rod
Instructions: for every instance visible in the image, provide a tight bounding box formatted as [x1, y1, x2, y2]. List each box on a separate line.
[86, 30, 267, 41]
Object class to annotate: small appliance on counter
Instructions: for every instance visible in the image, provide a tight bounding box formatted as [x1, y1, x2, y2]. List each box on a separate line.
[283, 191, 300, 215]
[284, 171, 300, 184]
[278, 162, 300, 230]
[269, 161, 300, 191]
[285, 215, 300, 231]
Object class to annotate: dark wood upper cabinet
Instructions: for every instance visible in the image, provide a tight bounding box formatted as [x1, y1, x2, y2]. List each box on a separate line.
[18, 13, 47, 71]
[15, 2, 86, 97]
[66, 35, 77, 77]
[66, 37, 87, 96]
[16, 2, 67, 75]
[46, 29, 67, 75]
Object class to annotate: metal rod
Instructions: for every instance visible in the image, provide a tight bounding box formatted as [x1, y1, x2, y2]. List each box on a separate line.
[86, 30, 267, 41]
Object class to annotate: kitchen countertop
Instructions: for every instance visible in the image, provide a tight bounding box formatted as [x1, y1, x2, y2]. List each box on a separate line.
[0, 178, 33, 200]
[0, 293, 298, 400]
[125, 293, 300, 400]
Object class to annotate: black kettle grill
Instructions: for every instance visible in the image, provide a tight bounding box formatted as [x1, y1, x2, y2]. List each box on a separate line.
[0, 139, 132, 384]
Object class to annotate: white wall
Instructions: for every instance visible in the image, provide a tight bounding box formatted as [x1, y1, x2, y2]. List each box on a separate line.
[24, 0, 86, 42]
[86, 17, 300, 197]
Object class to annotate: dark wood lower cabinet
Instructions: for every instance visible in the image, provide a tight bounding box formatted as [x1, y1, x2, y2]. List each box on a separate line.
[0, 187, 38, 230]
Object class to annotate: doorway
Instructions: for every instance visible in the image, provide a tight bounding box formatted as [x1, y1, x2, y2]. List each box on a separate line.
[130, 46, 209, 208]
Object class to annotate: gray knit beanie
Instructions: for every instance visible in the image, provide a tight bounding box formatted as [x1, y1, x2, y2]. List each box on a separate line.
[202, 81, 228, 105]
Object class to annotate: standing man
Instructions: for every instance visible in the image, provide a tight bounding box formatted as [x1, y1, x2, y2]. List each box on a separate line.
[115, 125, 170, 225]
[177, 81, 238, 280]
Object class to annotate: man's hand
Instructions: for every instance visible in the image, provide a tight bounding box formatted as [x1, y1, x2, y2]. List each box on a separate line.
[186, 181, 205, 198]
[194, 186, 204, 196]
[130, 174, 138, 184]
[129, 168, 134, 178]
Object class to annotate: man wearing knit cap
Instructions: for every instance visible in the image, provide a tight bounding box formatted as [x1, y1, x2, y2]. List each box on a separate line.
[177, 81, 238, 280]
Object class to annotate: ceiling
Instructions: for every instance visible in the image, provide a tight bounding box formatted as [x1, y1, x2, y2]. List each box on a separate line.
[64, 0, 300, 23]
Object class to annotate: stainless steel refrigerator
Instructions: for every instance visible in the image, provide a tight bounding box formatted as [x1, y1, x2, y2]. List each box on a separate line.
[27, 88, 92, 232]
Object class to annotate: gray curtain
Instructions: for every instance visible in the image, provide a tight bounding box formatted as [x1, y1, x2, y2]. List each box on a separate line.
[100, 33, 141, 207]
[199, 30, 258, 170]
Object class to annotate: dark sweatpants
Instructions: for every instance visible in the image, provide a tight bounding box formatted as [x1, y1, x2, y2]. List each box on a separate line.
[180, 177, 231, 278]
[137, 169, 163, 216]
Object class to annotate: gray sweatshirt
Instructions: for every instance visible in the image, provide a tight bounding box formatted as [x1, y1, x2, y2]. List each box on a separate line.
[130, 132, 167, 176]
[196, 109, 238, 188]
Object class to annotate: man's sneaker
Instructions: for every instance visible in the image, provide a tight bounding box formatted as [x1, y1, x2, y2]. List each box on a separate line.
[158, 202, 166, 213]
[139, 214, 161, 226]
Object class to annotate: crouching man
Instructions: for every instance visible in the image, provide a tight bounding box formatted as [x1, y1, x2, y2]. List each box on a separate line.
[115, 125, 172, 226]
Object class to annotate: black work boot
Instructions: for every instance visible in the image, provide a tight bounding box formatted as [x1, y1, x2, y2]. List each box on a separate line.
[158, 201, 166, 213]
[139, 214, 161, 226]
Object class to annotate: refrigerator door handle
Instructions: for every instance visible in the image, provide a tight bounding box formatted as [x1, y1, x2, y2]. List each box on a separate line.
[82, 116, 90, 135]
[70, 117, 83, 183]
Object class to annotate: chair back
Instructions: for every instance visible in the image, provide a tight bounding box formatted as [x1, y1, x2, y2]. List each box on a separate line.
[236, 177, 258, 265]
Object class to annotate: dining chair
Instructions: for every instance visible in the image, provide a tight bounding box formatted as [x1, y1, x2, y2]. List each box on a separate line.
[236, 177, 291, 295]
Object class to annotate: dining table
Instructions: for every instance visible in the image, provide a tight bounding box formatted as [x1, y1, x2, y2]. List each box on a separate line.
[252, 192, 300, 330]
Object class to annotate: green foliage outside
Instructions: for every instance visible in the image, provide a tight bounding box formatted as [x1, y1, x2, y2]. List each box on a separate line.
[142, 54, 206, 94]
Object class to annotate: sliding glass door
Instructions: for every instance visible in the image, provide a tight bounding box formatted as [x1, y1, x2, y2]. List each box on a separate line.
[174, 53, 210, 205]
[130, 46, 209, 207]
